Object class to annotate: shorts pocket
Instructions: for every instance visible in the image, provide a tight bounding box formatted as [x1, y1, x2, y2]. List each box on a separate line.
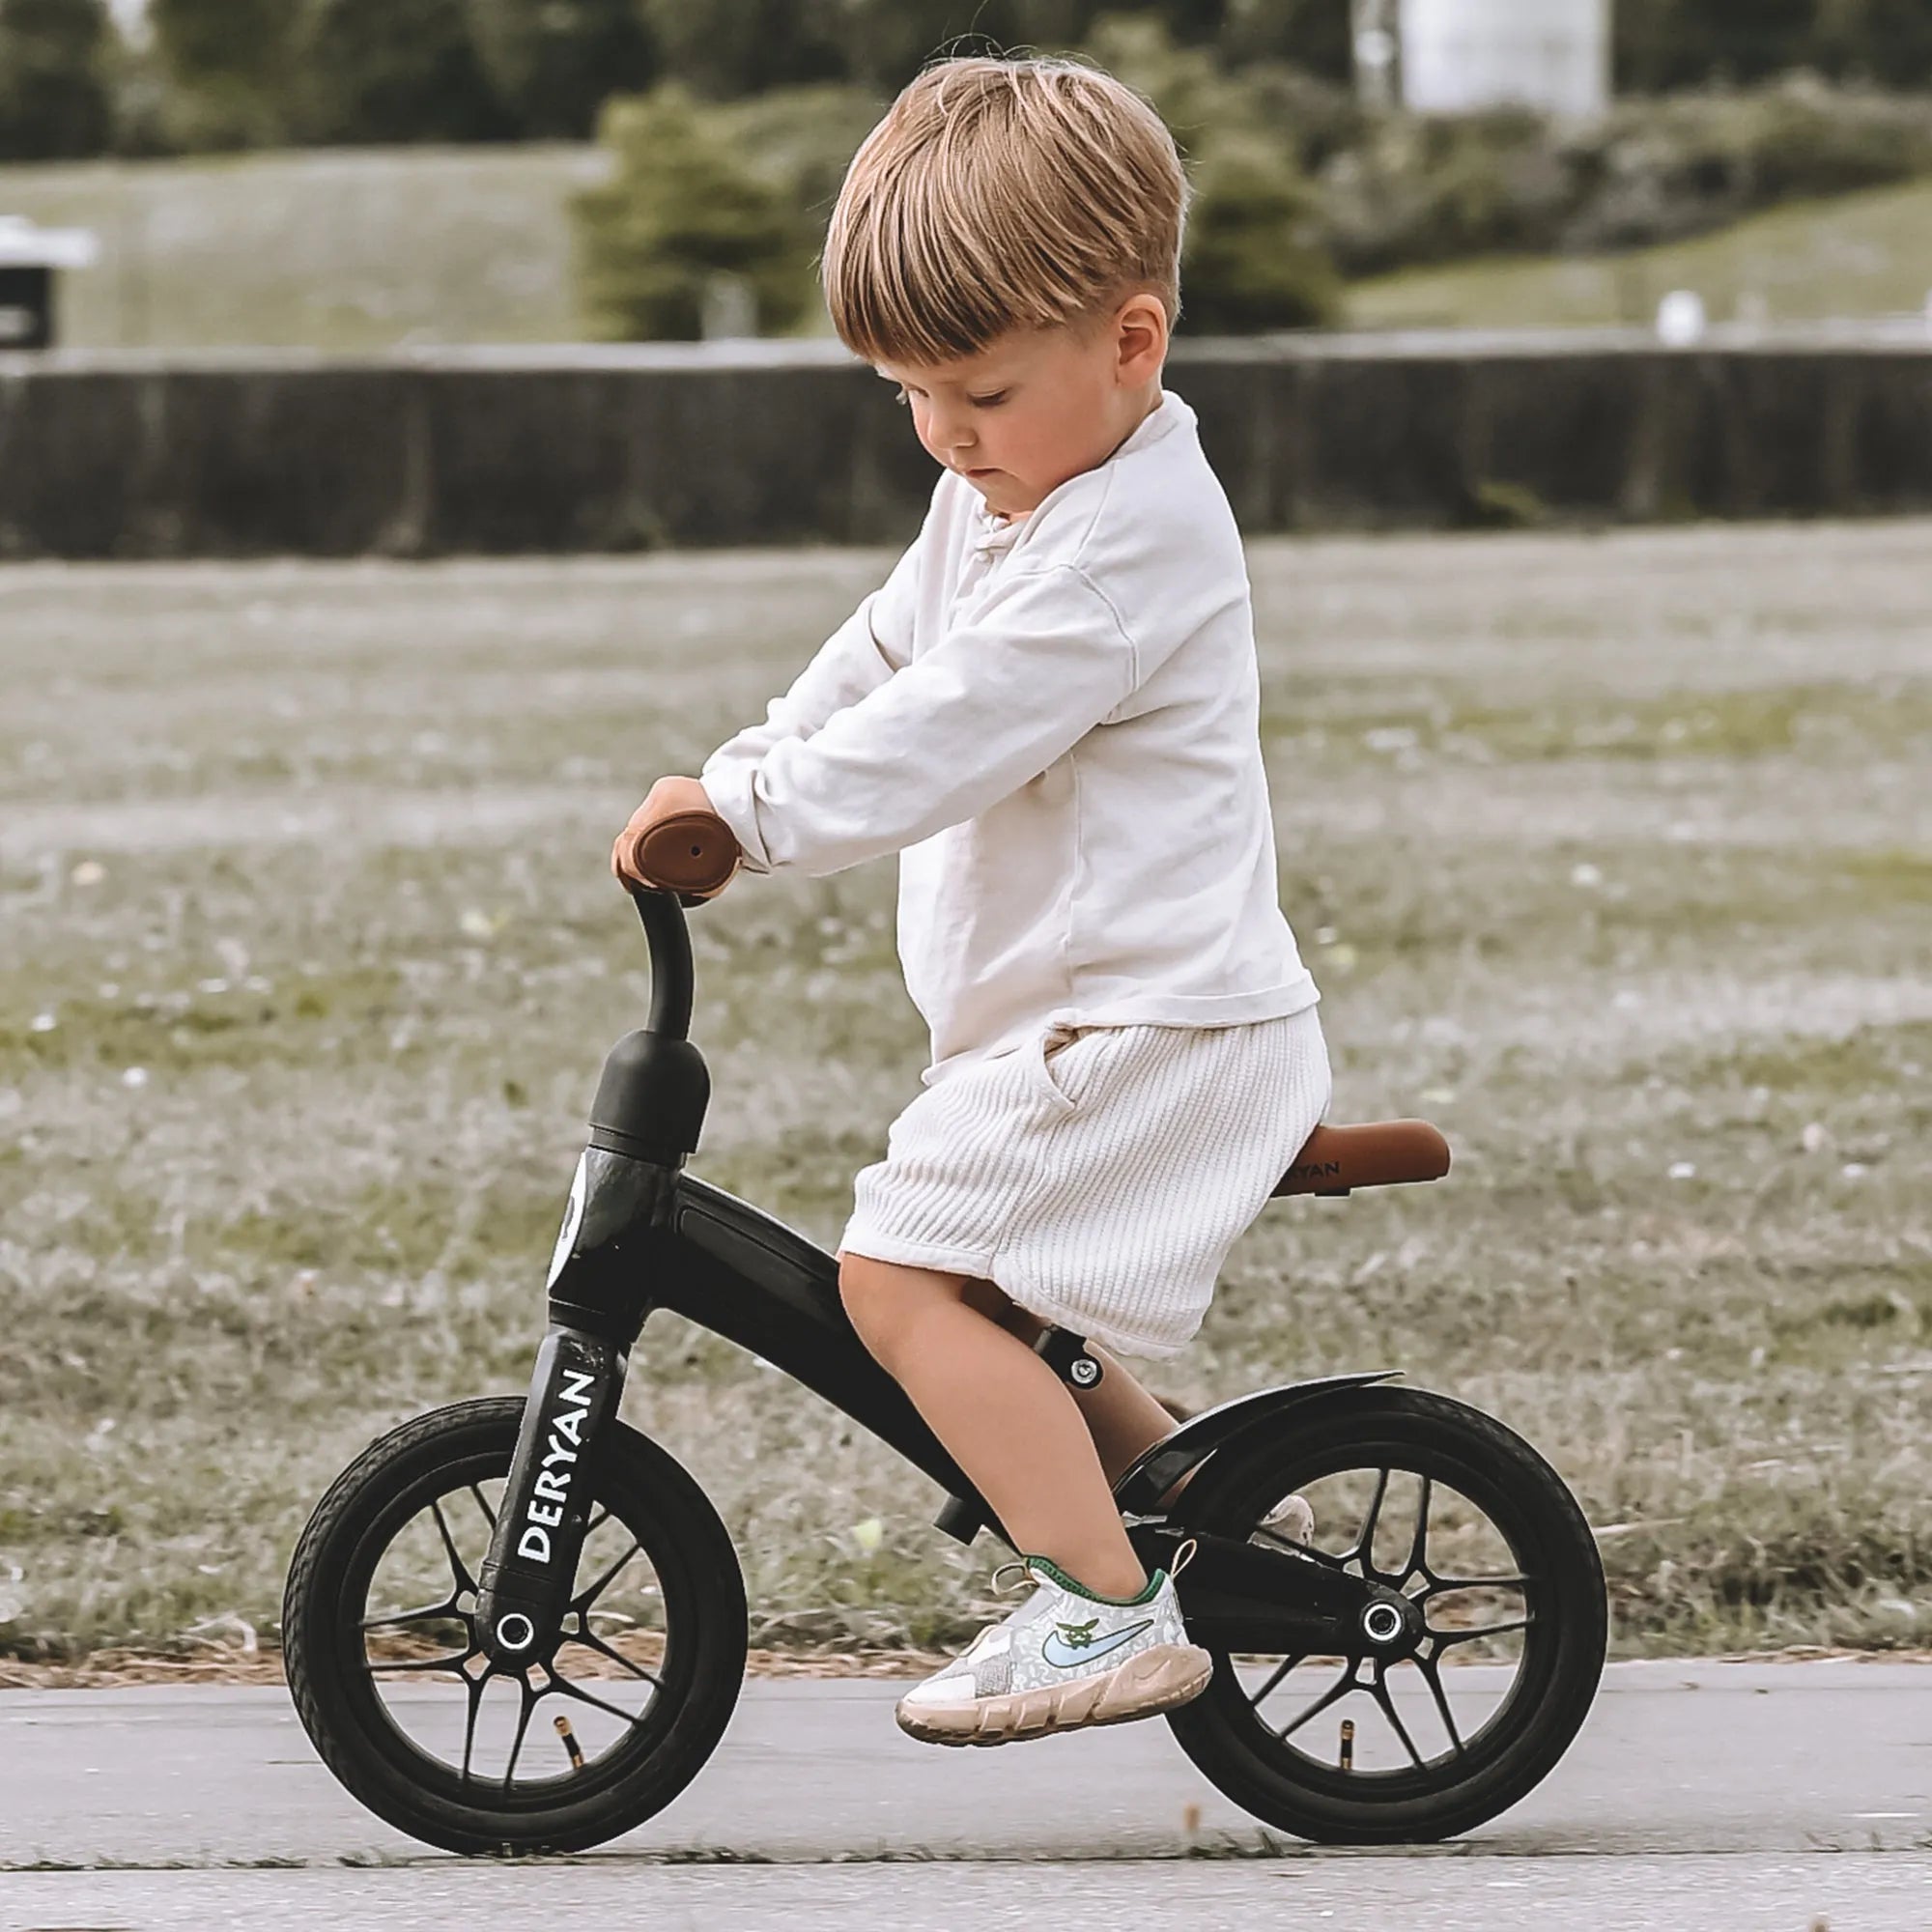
[1025, 1022, 1102, 1117]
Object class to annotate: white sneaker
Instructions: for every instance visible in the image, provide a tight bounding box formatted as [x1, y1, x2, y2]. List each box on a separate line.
[1261, 1493, 1315, 1544]
[895, 1555, 1212, 1747]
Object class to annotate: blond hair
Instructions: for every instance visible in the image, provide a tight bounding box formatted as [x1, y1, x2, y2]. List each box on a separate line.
[821, 54, 1189, 368]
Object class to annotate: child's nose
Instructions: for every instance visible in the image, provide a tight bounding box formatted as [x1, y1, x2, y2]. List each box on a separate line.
[928, 411, 977, 458]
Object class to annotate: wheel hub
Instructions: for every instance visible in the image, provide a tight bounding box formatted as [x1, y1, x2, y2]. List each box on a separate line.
[1356, 1584, 1425, 1660]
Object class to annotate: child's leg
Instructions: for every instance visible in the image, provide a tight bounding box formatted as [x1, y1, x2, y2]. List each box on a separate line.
[955, 1280, 1180, 1485]
[838, 1253, 1148, 1600]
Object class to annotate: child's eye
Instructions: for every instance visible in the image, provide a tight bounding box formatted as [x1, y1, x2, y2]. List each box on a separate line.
[971, 392, 1008, 409]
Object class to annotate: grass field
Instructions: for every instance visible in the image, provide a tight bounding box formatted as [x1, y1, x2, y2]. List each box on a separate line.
[4, 143, 1926, 350]
[1, 523, 1928, 1668]
[1346, 176, 1932, 332]
[0, 145, 604, 352]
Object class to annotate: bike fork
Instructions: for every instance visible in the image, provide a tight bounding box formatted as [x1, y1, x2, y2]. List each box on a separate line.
[472, 1140, 682, 1668]
[475, 1323, 631, 1664]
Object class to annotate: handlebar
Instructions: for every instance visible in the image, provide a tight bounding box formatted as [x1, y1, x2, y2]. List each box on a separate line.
[628, 810, 740, 900]
[621, 806, 737, 1044]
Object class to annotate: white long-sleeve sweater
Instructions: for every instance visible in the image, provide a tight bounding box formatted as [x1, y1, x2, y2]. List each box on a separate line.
[698, 387, 1318, 1081]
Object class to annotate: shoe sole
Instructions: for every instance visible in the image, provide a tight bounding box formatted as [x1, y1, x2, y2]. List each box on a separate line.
[895, 1643, 1214, 1748]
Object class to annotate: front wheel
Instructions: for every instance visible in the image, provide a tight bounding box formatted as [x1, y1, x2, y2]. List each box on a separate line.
[1164, 1385, 1605, 1843]
[283, 1397, 747, 1855]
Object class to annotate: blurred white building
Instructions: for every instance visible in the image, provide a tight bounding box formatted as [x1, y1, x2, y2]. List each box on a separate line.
[1398, 0, 1611, 117]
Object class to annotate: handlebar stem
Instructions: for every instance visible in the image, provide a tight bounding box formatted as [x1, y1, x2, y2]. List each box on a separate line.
[631, 889, 694, 1041]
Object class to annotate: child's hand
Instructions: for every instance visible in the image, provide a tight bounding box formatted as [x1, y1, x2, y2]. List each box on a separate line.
[611, 777, 741, 901]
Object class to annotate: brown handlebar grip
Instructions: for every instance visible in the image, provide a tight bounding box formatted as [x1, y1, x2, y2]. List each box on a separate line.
[632, 810, 740, 898]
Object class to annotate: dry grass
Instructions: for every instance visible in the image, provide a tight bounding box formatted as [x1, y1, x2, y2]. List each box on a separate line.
[1, 522, 1928, 1667]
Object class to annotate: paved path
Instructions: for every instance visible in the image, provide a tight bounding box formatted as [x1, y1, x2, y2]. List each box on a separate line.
[2, 1662, 1927, 1929]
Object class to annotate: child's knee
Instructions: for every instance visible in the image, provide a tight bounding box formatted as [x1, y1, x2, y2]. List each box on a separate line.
[838, 1252, 972, 1360]
[838, 1251, 913, 1354]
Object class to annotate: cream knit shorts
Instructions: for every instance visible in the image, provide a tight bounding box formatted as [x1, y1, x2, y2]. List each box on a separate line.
[839, 1007, 1331, 1359]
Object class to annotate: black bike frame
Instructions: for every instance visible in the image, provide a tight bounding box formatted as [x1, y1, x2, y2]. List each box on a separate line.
[473, 892, 1405, 1670]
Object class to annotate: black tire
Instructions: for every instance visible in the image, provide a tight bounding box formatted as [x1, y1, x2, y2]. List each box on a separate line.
[1164, 1385, 1605, 1844]
[283, 1397, 747, 1855]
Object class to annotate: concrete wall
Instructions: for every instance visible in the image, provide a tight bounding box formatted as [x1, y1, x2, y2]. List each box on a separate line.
[1, 331, 1928, 559]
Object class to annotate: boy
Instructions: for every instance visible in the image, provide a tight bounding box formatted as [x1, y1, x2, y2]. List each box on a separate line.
[614, 53, 1328, 1746]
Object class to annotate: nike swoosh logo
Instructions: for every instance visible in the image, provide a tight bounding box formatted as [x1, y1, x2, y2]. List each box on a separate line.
[1040, 1619, 1154, 1669]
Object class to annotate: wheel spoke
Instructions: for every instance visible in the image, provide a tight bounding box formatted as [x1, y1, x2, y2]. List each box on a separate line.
[430, 1497, 479, 1596]
[562, 1623, 663, 1690]
[361, 1598, 459, 1634]
[547, 1671, 653, 1734]
[1244, 1653, 1303, 1712]
[571, 1535, 644, 1616]
[1417, 1652, 1465, 1758]
[460, 1667, 487, 1787]
[1401, 1474, 1433, 1583]
[1272, 1662, 1358, 1745]
[1350, 1467, 1391, 1575]
[501, 1683, 537, 1789]
[1433, 1615, 1531, 1647]
[1426, 1573, 1530, 1595]
[1368, 1666, 1428, 1770]
[469, 1483, 497, 1530]
[365, 1648, 473, 1676]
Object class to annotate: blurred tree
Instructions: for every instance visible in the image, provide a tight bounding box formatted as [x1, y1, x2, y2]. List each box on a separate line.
[808, 0, 1100, 92]
[1082, 12, 1245, 156]
[573, 83, 817, 337]
[0, 0, 115, 159]
[637, 0, 843, 99]
[150, 0, 292, 148]
[717, 81, 894, 223]
[1612, 0, 1932, 92]
[1816, 0, 1932, 85]
[1219, 0, 1351, 80]
[635, 1, 1115, 101]
[1179, 129, 1341, 330]
[469, 0, 660, 138]
[295, 0, 515, 144]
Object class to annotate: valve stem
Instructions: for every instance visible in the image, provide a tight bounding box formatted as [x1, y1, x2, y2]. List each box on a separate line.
[554, 1713, 586, 1772]
[1339, 1718, 1355, 1773]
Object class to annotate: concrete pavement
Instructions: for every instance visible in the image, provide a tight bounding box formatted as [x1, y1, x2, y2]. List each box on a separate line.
[2, 1661, 1927, 1929]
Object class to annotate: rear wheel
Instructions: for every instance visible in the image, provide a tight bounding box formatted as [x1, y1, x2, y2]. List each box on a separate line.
[283, 1397, 746, 1855]
[1164, 1385, 1605, 1843]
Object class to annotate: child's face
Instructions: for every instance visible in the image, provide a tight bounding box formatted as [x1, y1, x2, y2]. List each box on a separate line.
[875, 294, 1167, 520]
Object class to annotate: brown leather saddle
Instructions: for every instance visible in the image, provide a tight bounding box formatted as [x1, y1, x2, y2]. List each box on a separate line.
[1273, 1119, 1451, 1198]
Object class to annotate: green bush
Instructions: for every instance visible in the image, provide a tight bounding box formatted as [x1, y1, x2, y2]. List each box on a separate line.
[1179, 132, 1342, 332]
[715, 82, 893, 222]
[0, 0, 115, 161]
[1321, 74, 1932, 274]
[572, 83, 817, 339]
[1071, 15, 1345, 330]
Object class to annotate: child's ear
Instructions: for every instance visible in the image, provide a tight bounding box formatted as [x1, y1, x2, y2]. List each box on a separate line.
[1114, 295, 1167, 383]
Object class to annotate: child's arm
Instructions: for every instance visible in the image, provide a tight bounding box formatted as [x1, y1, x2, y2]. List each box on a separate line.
[612, 528, 923, 894]
[696, 539, 923, 863]
[702, 561, 1151, 878]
